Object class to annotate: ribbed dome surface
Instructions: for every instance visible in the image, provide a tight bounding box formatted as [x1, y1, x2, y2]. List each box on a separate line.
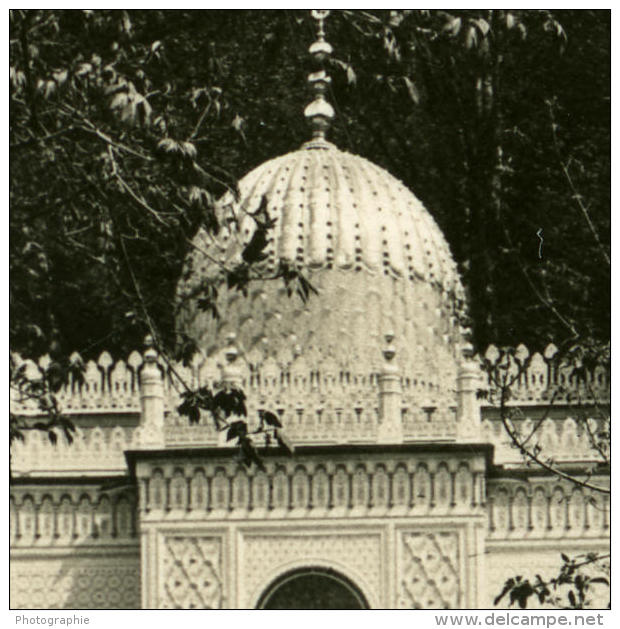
[195, 141, 462, 290]
[178, 140, 467, 386]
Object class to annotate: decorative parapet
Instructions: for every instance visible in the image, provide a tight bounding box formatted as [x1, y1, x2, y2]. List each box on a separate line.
[10, 426, 140, 476]
[10, 343, 608, 419]
[487, 477, 609, 541]
[10, 350, 144, 416]
[11, 412, 605, 476]
[9, 343, 609, 474]
[10, 346, 458, 448]
[482, 343, 609, 405]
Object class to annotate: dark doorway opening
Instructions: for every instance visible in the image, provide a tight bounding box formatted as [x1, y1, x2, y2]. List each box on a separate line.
[257, 567, 368, 609]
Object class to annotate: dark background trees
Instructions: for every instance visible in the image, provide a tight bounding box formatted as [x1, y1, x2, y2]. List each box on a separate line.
[10, 9, 610, 362]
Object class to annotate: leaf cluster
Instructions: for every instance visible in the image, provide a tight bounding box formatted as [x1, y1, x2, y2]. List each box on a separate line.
[10, 352, 84, 451]
[176, 383, 293, 472]
[494, 552, 609, 609]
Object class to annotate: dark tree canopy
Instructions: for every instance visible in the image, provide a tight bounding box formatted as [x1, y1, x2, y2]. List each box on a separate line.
[10, 9, 610, 362]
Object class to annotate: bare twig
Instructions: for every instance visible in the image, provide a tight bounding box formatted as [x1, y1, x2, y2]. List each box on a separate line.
[548, 101, 610, 267]
[107, 145, 168, 226]
[497, 383, 609, 494]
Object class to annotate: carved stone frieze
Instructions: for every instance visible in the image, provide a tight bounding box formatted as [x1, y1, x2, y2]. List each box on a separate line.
[136, 453, 486, 520]
[10, 486, 138, 548]
[483, 344, 609, 406]
[11, 344, 607, 421]
[482, 416, 608, 466]
[487, 478, 610, 540]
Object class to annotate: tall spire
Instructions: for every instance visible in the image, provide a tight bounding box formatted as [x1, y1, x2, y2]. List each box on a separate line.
[304, 9, 335, 142]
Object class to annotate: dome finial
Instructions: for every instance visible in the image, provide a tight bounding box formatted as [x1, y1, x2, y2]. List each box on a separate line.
[304, 9, 335, 143]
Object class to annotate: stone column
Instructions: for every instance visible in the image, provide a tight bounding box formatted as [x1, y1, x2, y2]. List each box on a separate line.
[138, 335, 165, 448]
[378, 332, 403, 444]
[218, 334, 243, 446]
[456, 343, 482, 442]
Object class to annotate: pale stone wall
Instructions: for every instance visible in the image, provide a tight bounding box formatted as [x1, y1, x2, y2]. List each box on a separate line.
[139, 519, 486, 609]
[10, 552, 141, 609]
[10, 483, 141, 609]
[135, 449, 489, 609]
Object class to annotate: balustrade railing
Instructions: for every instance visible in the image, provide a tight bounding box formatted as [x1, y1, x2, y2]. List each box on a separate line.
[482, 343, 609, 405]
[11, 343, 608, 418]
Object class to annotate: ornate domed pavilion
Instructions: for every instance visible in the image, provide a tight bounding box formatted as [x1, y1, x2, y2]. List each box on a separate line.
[10, 10, 609, 611]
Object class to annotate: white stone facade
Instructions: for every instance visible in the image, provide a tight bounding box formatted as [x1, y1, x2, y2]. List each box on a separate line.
[9, 348, 609, 609]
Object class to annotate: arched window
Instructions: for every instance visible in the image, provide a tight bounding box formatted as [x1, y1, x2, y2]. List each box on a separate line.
[257, 567, 368, 609]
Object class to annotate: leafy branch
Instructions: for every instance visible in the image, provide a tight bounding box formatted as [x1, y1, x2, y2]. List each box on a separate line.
[495, 552, 610, 609]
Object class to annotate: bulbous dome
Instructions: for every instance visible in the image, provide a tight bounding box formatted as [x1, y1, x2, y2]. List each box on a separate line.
[178, 140, 467, 392]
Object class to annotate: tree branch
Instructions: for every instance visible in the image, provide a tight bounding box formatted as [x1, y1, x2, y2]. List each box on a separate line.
[497, 382, 609, 494]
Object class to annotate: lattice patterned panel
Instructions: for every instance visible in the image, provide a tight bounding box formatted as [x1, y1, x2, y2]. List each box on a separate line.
[241, 532, 382, 608]
[159, 536, 224, 609]
[398, 531, 461, 609]
[10, 558, 140, 609]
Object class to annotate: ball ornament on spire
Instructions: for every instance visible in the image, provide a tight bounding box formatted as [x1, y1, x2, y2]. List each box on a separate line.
[304, 9, 335, 142]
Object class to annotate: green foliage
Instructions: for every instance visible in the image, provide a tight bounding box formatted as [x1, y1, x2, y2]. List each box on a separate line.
[9, 352, 83, 455]
[495, 552, 610, 609]
[175, 384, 293, 471]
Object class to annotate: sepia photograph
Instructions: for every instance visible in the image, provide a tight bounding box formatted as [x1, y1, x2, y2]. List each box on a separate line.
[9, 8, 610, 614]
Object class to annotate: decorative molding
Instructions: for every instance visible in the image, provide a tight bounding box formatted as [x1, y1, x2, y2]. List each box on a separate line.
[10, 486, 138, 548]
[136, 456, 486, 521]
[11, 344, 608, 420]
[11, 426, 139, 475]
[10, 342, 609, 470]
[11, 351, 144, 416]
[397, 531, 462, 609]
[487, 478, 610, 540]
[482, 344, 609, 406]
[482, 416, 608, 465]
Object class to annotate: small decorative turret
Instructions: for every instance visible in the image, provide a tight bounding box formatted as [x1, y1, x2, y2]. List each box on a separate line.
[378, 332, 403, 443]
[456, 340, 482, 441]
[304, 9, 335, 142]
[221, 333, 243, 389]
[138, 334, 165, 448]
